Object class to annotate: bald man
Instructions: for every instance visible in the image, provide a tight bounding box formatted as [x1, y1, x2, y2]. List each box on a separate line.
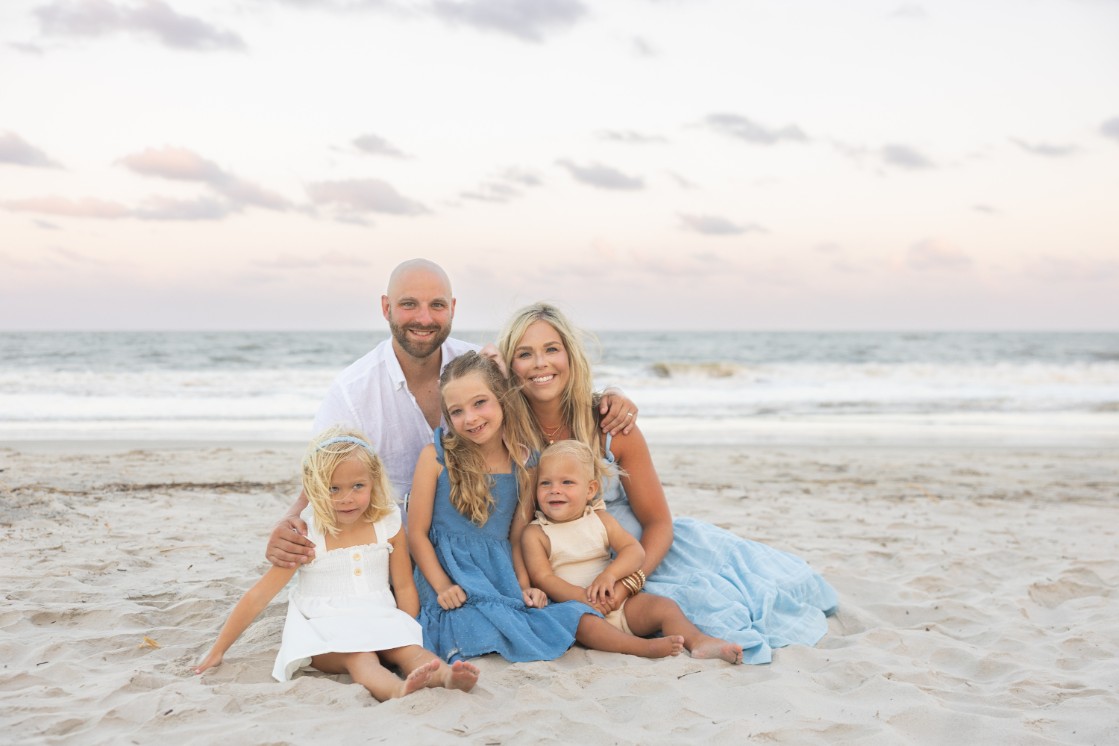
[266, 259, 636, 567]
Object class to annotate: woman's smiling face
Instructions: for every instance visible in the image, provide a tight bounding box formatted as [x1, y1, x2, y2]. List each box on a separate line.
[510, 320, 570, 406]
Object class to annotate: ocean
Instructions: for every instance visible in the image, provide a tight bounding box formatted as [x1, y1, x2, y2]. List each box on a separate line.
[2, 330, 1117, 446]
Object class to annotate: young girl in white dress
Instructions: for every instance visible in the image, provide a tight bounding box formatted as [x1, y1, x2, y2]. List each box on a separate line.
[195, 426, 480, 701]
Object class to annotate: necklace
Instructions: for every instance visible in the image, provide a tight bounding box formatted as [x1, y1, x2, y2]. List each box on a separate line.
[539, 421, 565, 444]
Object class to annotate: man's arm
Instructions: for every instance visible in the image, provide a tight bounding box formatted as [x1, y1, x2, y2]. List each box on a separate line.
[264, 490, 315, 568]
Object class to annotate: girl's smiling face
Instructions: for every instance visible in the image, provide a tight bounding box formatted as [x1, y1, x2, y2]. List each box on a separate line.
[510, 320, 570, 407]
[329, 458, 373, 525]
[442, 371, 504, 447]
[535, 452, 598, 524]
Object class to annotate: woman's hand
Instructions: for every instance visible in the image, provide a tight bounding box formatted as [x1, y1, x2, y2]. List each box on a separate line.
[599, 388, 638, 436]
[265, 516, 315, 568]
[194, 649, 224, 675]
[522, 587, 549, 608]
[437, 584, 467, 610]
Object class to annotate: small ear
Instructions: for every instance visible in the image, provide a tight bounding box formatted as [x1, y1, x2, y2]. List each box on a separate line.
[588, 479, 600, 498]
[381, 295, 391, 320]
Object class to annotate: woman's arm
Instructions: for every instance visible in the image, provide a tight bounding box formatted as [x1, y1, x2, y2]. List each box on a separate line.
[406, 445, 465, 609]
[195, 565, 296, 674]
[611, 424, 674, 577]
[387, 525, 420, 617]
[264, 490, 315, 568]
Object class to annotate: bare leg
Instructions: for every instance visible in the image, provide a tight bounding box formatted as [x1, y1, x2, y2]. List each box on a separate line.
[576, 614, 684, 659]
[380, 645, 480, 692]
[311, 651, 415, 701]
[623, 594, 743, 664]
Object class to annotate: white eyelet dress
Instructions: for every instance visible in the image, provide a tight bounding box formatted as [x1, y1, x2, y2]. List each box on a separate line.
[272, 504, 423, 681]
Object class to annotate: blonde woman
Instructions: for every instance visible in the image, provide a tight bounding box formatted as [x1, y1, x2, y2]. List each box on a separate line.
[499, 303, 838, 664]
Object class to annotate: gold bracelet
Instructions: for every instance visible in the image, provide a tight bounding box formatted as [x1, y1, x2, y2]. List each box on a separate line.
[620, 570, 646, 596]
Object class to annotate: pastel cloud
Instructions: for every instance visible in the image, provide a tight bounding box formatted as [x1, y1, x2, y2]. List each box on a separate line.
[432, 0, 587, 42]
[907, 238, 971, 271]
[597, 130, 667, 145]
[306, 178, 430, 215]
[119, 146, 292, 211]
[1102, 117, 1119, 143]
[556, 159, 644, 190]
[679, 213, 766, 236]
[0, 131, 60, 168]
[2, 195, 131, 219]
[460, 167, 543, 203]
[34, 0, 245, 51]
[352, 133, 409, 158]
[882, 143, 935, 170]
[702, 113, 808, 145]
[1010, 139, 1077, 158]
[134, 195, 230, 221]
[254, 251, 372, 269]
[2, 193, 230, 221]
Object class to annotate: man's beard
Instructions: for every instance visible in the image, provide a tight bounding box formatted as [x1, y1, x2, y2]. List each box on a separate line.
[389, 317, 451, 359]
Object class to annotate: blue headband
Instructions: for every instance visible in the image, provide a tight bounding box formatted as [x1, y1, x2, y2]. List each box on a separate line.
[316, 435, 377, 455]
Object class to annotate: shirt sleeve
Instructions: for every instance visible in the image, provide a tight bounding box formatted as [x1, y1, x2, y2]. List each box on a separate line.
[312, 380, 361, 434]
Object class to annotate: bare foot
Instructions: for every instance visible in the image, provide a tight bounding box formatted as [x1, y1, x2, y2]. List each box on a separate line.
[640, 634, 685, 658]
[690, 636, 743, 664]
[399, 658, 441, 696]
[444, 660, 480, 692]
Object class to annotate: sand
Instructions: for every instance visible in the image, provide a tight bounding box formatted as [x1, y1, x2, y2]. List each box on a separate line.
[2, 441, 1117, 745]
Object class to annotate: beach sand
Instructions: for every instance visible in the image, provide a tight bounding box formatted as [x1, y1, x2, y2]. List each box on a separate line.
[2, 441, 1117, 745]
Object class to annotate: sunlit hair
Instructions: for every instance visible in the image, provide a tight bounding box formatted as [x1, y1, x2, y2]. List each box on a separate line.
[534, 440, 622, 510]
[439, 351, 537, 526]
[302, 426, 394, 538]
[497, 302, 603, 456]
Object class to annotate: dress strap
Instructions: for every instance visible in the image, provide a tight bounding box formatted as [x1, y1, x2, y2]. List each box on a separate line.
[603, 432, 617, 464]
[434, 427, 447, 466]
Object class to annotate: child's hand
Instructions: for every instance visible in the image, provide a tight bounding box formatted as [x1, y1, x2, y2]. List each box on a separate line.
[194, 650, 223, 675]
[591, 600, 614, 616]
[437, 584, 467, 610]
[522, 587, 548, 608]
[586, 572, 617, 605]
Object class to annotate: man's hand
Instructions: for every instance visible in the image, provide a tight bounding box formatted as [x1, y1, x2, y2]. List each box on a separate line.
[265, 516, 315, 568]
[479, 343, 509, 377]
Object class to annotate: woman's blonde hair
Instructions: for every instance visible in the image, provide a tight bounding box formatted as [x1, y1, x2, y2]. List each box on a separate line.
[535, 439, 621, 509]
[302, 426, 394, 537]
[439, 351, 537, 526]
[497, 302, 603, 455]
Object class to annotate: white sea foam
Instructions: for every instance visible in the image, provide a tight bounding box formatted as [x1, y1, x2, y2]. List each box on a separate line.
[2, 331, 1117, 443]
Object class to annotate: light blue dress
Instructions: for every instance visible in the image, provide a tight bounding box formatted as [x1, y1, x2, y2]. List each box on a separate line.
[414, 429, 599, 662]
[601, 434, 838, 664]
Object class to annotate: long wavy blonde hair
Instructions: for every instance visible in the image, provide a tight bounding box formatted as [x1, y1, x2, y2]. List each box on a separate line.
[439, 351, 537, 526]
[302, 426, 395, 537]
[497, 302, 603, 456]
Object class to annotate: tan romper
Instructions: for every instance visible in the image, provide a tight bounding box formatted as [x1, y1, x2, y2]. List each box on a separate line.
[531, 504, 633, 635]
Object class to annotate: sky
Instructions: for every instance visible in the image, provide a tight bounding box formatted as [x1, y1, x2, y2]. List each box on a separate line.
[2, 0, 1118, 332]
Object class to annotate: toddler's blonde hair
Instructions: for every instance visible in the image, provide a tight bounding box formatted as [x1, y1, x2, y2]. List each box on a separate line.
[535, 439, 621, 508]
[302, 426, 394, 537]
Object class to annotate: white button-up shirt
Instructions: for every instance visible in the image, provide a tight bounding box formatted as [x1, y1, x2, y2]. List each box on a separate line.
[312, 336, 479, 502]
